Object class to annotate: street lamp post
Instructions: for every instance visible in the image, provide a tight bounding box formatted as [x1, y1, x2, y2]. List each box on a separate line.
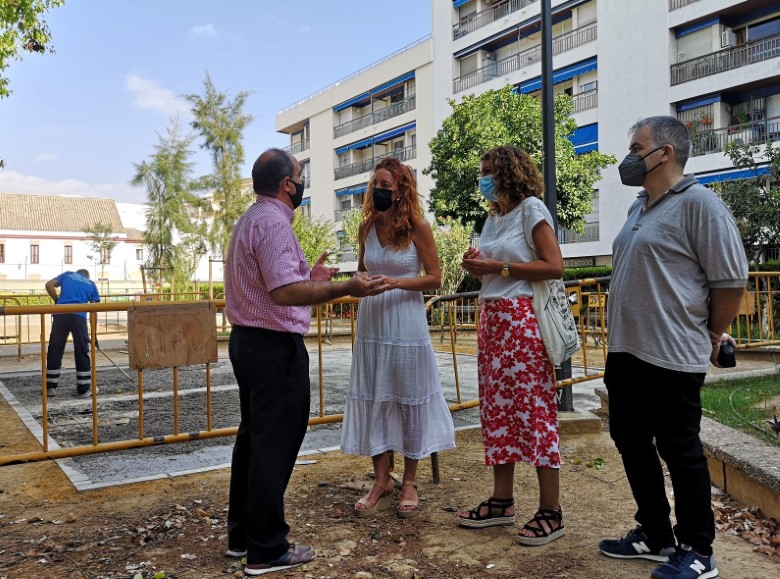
[541, 0, 574, 411]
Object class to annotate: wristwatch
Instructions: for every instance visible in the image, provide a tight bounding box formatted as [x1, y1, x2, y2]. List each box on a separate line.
[500, 262, 510, 278]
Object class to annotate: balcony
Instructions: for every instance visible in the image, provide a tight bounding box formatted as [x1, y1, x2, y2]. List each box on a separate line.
[334, 145, 417, 180]
[558, 222, 599, 244]
[453, 23, 597, 93]
[334, 207, 361, 223]
[689, 115, 780, 157]
[572, 89, 598, 113]
[453, 0, 539, 40]
[671, 32, 780, 85]
[669, 0, 700, 10]
[333, 96, 416, 139]
[284, 139, 310, 154]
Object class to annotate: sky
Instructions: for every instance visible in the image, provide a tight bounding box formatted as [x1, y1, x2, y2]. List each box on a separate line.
[0, 0, 432, 204]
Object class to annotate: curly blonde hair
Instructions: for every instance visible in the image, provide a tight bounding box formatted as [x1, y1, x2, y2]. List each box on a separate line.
[360, 157, 422, 250]
[482, 146, 544, 214]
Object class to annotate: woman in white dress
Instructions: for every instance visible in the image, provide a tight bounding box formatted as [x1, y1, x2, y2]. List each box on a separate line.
[340, 157, 456, 519]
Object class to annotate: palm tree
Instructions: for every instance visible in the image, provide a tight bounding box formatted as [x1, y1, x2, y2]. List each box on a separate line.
[130, 118, 199, 289]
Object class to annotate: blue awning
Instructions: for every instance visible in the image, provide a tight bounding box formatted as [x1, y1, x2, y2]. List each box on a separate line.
[333, 91, 370, 112]
[335, 137, 372, 156]
[374, 122, 416, 144]
[336, 183, 368, 197]
[570, 123, 598, 154]
[675, 17, 719, 38]
[300, 198, 311, 207]
[696, 165, 770, 184]
[373, 71, 415, 95]
[518, 57, 597, 94]
[677, 95, 721, 111]
[453, 0, 474, 7]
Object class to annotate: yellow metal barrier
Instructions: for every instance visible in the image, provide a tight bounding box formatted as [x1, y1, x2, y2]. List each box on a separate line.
[1, 272, 778, 467]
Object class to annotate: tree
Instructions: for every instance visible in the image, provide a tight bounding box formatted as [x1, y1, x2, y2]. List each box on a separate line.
[432, 216, 473, 296]
[130, 118, 200, 288]
[83, 222, 118, 281]
[425, 87, 615, 233]
[340, 208, 362, 260]
[185, 72, 253, 259]
[1, 0, 64, 168]
[291, 210, 340, 267]
[715, 141, 780, 266]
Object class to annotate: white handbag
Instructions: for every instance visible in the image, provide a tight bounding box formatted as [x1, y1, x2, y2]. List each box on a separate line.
[520, 201, 581, 367]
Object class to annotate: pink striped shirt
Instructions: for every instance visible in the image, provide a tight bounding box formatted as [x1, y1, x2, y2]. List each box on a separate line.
[224, 196, 311, 334]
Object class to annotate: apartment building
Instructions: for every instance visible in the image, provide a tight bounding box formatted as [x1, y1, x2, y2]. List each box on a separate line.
[277, 0, 780, 266]
[275, 37, 434, 268]
[437, 0, 780, 264]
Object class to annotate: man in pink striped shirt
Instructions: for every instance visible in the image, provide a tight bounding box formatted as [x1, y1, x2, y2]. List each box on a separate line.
[224, 148, 382, 576]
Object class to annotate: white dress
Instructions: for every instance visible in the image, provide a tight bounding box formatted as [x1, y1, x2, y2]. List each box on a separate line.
[340, 227, 456, 459]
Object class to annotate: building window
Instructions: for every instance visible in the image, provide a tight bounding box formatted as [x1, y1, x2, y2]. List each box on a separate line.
[136, 248, 144, 261]
[64, 245, 73, 264]
[0, 243, 4, 263]
[30, 244, 39, 264]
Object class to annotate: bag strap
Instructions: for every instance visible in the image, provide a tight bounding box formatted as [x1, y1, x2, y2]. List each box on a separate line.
[518, 198, 539, 260]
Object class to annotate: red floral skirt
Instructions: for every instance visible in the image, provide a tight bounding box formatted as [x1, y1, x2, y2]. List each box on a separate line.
[477, 297, 560, 468]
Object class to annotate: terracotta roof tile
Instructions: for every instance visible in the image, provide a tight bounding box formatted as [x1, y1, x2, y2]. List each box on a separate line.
[0, 193, 125, 233]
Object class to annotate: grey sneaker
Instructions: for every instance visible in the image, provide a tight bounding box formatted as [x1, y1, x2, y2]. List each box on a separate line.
[244, 544, 315, 576]
[599, 526, 676, 562]
[76, 386, 98, 398]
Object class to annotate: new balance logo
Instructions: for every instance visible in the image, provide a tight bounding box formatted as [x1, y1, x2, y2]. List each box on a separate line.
[690, 559, 706, 574]
[633, 541, 651, 554]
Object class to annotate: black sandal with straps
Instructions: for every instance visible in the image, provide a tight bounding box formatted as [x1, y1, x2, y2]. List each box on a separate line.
[517, 507, 565, 546]
[458, 497, 516, 528]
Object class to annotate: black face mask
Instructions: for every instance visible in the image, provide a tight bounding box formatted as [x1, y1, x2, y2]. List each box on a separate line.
[618, 145, 666, 187]
[372, 187, 394, 212]
[289, 178, 305, 208]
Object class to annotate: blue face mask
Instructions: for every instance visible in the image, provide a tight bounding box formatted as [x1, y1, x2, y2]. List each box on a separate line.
[479, 175, 497, 202]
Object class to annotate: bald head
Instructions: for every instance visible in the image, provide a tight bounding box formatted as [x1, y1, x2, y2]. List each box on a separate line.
[252, 148, 297, 195]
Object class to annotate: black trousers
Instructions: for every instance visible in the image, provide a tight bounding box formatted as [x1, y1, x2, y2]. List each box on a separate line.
[46, 314, 91, 390]
[227, 325, 310, 564]
[604, 352, 714, 555]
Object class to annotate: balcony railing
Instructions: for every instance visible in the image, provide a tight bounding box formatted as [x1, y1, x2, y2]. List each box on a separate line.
[689, 115, 780, 157]
[335, 207, 362, 223]
[333, 95, 416, 139]
[669, 0, 700, 10]
[572, 90, 598, 113]
[334, 145, 417, 180]
[558, 222, 599, 244]
[453, 0, 539, 40]
[671, 32, 780, 85]
[453, 22, 597, 93]
[284, 139, 310, 154]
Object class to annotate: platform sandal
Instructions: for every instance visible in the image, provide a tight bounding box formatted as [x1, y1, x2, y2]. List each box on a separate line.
[458, 497, 515, 528]
[397, 481, 419, 519]
[517, 507, 565, 546]
[354, 480, 394, 517]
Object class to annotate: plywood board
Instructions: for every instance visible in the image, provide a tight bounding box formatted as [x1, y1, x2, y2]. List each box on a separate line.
[128, 302, 218, 370]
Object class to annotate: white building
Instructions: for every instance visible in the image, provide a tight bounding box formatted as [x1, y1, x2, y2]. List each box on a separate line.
[276, 36, 435, 269]
[279, 0, 780, 266]
[0, 193, 144, 287]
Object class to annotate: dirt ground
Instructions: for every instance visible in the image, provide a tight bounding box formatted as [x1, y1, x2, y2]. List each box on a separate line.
[0, 395, 778, 579]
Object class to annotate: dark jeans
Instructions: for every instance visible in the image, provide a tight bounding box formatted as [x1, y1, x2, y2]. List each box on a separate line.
[604, 352, 714, 555]
[46, 314, 91, 389]
[227, 326, 311, 564]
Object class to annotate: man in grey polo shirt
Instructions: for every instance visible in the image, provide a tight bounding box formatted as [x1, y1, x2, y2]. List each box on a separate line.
[598, 116, 747, 579]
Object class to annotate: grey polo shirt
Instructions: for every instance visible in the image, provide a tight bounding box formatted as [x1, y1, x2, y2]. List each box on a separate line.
[607, 175, 748, 373]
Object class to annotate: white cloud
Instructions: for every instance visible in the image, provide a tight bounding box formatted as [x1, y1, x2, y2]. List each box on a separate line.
[35, 153, 58, 162]
[190, 24, 218, 38]
[0, 171, 144, 204]
[125, 73, 190, 117]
